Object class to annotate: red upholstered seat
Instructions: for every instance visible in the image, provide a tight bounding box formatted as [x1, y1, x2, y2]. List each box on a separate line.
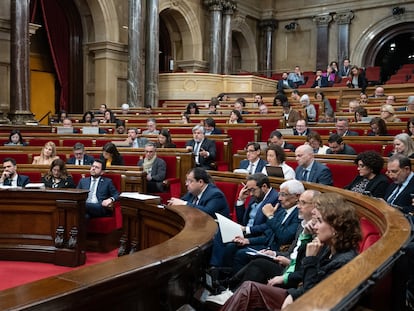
[215, 181, 240, 221]
[152, 155, 181, 204]
[226, 128, 256, 154]
[0, 153, 30, 164]
[359, 217, 381, 253]
[325, 163, 358, 188]
[86, 173, 124, 252]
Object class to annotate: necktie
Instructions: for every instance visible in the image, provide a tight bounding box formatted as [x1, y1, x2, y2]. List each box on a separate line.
[78, 159, 81, 165]
[192, 195, 199, 205]
[249, 163, 255, 174]
[87, 178, 98, 203]
[302, 170, 309, 182]
[387, 184, 402, 205]
[194, 142, 200, 155]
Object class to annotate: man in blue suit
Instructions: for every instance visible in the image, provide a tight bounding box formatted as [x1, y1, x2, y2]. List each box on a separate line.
[209, 173, 279, 267]
[384, 154, 414, 214]
[77, 159, 119, 218]
[222, 179, 303, 274]
[66, 142, 95, 166]
[295, 144, 333, 185]
[168, 167, 229, 219]
[238, 142, 267, 174]
[0, 157, 30, 187]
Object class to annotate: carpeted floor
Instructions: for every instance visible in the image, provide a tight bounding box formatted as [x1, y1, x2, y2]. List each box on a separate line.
[0, 249, 118, 290]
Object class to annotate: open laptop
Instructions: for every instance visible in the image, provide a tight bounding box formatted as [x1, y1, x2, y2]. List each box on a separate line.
[265, 166, 285, 178]
[56, 127, 74, 134]
[82, 126, 99, 134]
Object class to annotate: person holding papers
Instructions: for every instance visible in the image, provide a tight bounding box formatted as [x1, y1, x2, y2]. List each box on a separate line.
[206, 190, 319, 305]
[221, 180, 302, 274]
[167, 167, 229, 219]
[209, 173, 279, 268]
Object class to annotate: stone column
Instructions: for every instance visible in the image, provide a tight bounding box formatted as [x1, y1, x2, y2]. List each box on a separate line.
[127, 0, 144, 108]
[204, 0, 223, 74]
[259, 19, 277, 78]
[145, 0, 159, 108]
[334, 11, 354, 63]
[221, 1, 236, 75]
[313, 14, 332, 70]
[9, 0, 35, 124]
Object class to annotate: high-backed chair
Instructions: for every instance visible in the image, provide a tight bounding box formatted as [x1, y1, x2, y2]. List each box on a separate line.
[149, 155, 181, 204]
[72, 172, 125, 252]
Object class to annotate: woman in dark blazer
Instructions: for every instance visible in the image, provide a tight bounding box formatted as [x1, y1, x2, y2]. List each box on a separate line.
[42, 159, 75, 189]
[100, 142, 124, 167]
[344, 151, 389, 198]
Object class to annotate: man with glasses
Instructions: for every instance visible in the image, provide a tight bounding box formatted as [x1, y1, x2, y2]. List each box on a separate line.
[137, 142, 166, 193]
[185, 125, 217, 170]
[207, 188, 319, 305]
[209, 173, 279, 269]
[293, 119, 311, 136]
[335, 118, 359, 137]
[237, 142, 267, 174]
[67, 142, 95, 166]
[384, 154, 414, 213]
[168, 167, 229, 218]
[222, 179, 302, 274]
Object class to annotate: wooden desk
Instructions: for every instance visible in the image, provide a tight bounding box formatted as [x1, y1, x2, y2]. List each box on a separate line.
[0, 188, 88, 267]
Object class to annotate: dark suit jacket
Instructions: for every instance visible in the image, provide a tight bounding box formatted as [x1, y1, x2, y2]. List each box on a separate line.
[239, 159, 267, 174]
[210, 128, 223, 135]
[185, 138, 216, 170]
[338, 66, 351, 78]
[137, 157, 166, 192]
[3, 174, 30, 187]
[293, 128, 312, 136]
[67, 154, 95, 165]
[77, 176, 120, 203]
[181, 183, 230, 218]
[295, 161, 333, 185]
[235, 188, 279, 236]
[42, 176, 76, 188]
[277, 79, 294, 93]
[345, 174, 389, 199]
[384, 176, 414, 213]
[248, 206, 300, 251]
[282, 142, 296, 152]
[99, 154, 125, 166]
[311, 76, 329, 88]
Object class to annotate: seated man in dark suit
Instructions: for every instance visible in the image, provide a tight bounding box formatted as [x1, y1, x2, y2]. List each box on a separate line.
[209, 173, 279, 267]
[268, 130, 296, 152]
[204, 117, 223, 135]
[185, 125, 217, 170]
[77, 159, 120, 218]
[137, 142, 166, 193]
[293, 119, 312, 136]
[335, 118, 359, 136]
[0, 157, 30, 187]
[295, 144, 333, 185]
[384, 154, 414, 214]
[67, 142, 95, 166]
[277, 72, 295, 94]
[326, 134, 357, 155]
[168, 167, 229, 219]
[237, 142, 267, 174]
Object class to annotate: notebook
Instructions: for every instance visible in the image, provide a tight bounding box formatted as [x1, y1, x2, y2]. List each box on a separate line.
[265, 166, 285, 178]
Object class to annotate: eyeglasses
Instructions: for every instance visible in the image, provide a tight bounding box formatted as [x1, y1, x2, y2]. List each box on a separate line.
[279, 192, 293, 197]
[246, 149, 258, 153]
[145, 150, 155, 153]
[298, 200, 313, 205]
[247, 187, 259, 193]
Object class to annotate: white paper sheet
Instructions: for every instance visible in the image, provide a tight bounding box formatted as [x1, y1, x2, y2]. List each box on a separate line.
[215, 213, 243, 243]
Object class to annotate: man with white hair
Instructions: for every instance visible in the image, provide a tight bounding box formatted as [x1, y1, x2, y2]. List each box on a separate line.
[295, 144, 333, 185]
[185, 124, 216, 170]
[121, 103, 129, 114]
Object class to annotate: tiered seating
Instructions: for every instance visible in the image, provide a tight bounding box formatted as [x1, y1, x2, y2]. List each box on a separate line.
[365, 66, 381, 85]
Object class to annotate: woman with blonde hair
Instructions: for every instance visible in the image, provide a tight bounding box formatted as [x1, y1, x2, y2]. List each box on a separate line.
[391, 133, 414, 158]
[381, 104, 401, 123]
[32, 141, 59, 165]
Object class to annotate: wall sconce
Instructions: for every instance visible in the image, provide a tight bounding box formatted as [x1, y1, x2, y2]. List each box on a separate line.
[284, 21, 298, 31]
[392, 7, 405, 15]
